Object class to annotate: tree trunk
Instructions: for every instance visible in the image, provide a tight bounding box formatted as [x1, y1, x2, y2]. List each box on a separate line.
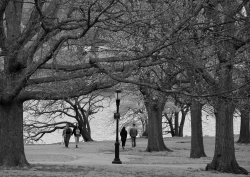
[146, 103, 171, 152]
[0, 101, 29, 167]
[237, 108, 250, 144]
[78, 119, 93, 142]
[179, 107, 189, 137]
[204, 1, 248, 174]
[78, 110, 93, 142]
[174, 112, 179, 136]
[164, 113, 175, 137]
[190, 99, 206, 158]
[81, 127, 93, 142]
[140, 119, 144, 134]
[142, 120, 148, 137]
[178, 113, 185, 137]
[86, 117, 92, 137]
[206, 101, 248, 174]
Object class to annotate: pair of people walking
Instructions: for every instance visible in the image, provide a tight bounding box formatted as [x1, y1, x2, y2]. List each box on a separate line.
[62, 123, 81, 148]
[120, 123, 138, 149]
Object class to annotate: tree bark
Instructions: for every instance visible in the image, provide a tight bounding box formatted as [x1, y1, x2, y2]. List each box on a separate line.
[145, 102, 171, 152]
[77, 107, 93, 142]
[190, 99, 206, 158]
[203, 1, 248, 174]
[142, 120, 148, 137]
[141, 117, 147, 136]
[78, 118, 93, 142]
[174, 112, 179, 136]
[80, 127, 93, 142]
[0, 101, 29, 167]
[236, 108, 250, 144]
[179, 107, 189, 137]
[86, 116, 92, 138]
[206, 100, 248, 174]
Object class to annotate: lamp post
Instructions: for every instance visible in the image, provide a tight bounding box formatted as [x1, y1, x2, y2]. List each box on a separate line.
[112, 89, 122, 164]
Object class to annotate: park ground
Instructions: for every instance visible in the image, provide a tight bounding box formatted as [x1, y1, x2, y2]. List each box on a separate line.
[0, 135, 250, 177]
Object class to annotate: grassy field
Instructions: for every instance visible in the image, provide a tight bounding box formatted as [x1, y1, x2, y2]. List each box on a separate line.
[0, 135, 249, 177]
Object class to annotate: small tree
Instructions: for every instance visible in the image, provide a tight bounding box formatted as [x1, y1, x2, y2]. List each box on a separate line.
[163, 99, 190, 137]
[163, 101, 181, 137]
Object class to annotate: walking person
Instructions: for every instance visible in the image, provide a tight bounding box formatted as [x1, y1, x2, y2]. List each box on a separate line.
[62, 123, 72, 148]
[129, 123, 138, 149]
[120, 127, 127, 149]
[72, 123, 81, 148]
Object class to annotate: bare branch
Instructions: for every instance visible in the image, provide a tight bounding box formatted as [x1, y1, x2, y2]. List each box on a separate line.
[40, 63, 92, 71]
[20, 80, 117, 101]
[26, 68, 97, 86]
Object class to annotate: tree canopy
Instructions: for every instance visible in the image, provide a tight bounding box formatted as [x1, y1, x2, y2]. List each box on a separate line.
[0, 0, 250, 174]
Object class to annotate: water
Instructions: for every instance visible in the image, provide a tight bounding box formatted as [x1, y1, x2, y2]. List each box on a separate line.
[39, 104, 241, 144]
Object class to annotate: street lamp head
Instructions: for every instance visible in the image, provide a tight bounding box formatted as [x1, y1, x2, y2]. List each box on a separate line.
[114, 89, 122, 100]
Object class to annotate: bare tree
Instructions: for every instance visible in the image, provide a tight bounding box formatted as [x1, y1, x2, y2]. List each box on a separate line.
[0, 0, 121, 167]
[91, 0, 249, 174]
[90, 1, 205, 152]
[24, 91, 110, 143]
[163, 100, 190, 137]
[120, 98, 148, 137]
[201, 1, 249, 174]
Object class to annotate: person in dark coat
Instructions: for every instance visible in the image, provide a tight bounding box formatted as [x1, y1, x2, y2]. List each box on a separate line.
[120, 127, 128, 149]
[62, 123, 72, 148]
[129, 123, 138, 149]
[72, 123, 81, 148]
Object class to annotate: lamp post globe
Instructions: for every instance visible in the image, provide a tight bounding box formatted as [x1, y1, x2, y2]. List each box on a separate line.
[112, 89, 122, 164]
[114, 89, 121, 100]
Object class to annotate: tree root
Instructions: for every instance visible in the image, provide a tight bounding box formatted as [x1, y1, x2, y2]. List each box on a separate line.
[146, 146, 172, 152]
[190, 150, 207, 158]
[206, 160, 248, 175]
[236, 138, 250, 144]
[1, 161, 30, 169]
[0, 154, 30, 168]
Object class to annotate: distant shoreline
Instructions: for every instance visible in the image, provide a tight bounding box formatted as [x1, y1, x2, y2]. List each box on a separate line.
[25, 134, 241, 145]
